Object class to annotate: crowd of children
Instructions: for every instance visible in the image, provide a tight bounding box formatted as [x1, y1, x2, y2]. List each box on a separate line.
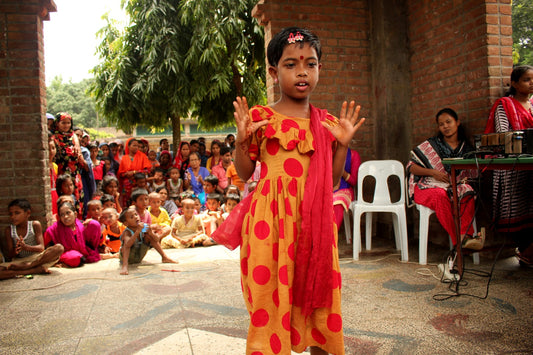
[1, 131, 256, 276]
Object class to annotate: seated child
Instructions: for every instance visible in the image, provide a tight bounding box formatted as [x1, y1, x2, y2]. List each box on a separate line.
[166, 167, 183, 205]
[155, 187, 178, 218]
[56, 173, 81, 217]
[161, 198, 208, 248]
[222, 193, 241, 219]
[100, 194, 119, 211]
[85, 199, 103, 223]
[203, 174, 219, 195]
[99, 207, 125, 255]
[150, 168, 166, 193]
[1, 199, 64, 279]
[148, 192, 172, 241]
[200, 193, 224, 246]
[101, 175, 121, 213]
[133, 173, 148, 191]
[192, 196, 204, 214]
[118, 206, 177, 275]
[131, 188, 152, 225]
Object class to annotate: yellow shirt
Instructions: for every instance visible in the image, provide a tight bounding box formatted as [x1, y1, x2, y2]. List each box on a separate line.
[148, 207, 171, 226]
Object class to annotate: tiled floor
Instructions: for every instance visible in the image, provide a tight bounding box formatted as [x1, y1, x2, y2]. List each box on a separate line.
[0, 238, 532, 354]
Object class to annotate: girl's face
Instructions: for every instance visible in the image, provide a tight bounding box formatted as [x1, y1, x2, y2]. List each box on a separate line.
[169, 169, 180, 180]
[437, 113, 460, 139]
[59, 205, 77, 227]
[104, 181, 118, 195]
[225, 199, 238, 213]
[193, 199, 201, 212]
[160, 154, 170, 165]
[206, 199, 219, 212]
[49, 140, 57, 161]
[101, 145, 110, 156]
[148, 151, 157, 161]
[512, 69, 533, 97]
[269, 42, 321, 102]
[104, 160, 111, 172]
[204, 182, 215, 194]
[61, 178, 75, 195]
[57, 118, 72, 133]
[182, 201, 195, 217]
[110, 145, 118, 155]
[153, 171, 163, 182]
[90, 147, 98, 160]
[158, 188, 169, 201]
[180, 144, 190, 158]
[211, 144, 220, 156]
[100, 211, 117, 226]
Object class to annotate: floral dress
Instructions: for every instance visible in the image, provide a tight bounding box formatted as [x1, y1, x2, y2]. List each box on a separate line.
[241, 106, 344, 355]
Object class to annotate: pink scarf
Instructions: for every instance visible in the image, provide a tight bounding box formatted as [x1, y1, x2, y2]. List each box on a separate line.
[485, 97, 533, 133]
[293, 105, 334, 316]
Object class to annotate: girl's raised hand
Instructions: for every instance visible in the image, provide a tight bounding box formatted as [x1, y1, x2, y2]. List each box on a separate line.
[323, 101, 366, 147]
[233, 97, 268, 146]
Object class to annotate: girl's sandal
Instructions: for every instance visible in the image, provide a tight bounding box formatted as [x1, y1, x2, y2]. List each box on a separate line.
[462, 227, 485, 251]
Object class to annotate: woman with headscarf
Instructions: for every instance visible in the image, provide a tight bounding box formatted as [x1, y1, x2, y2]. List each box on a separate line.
[117, 138, 152, 207]
[158, 150, 173, 178]
[173, 141, 191, 178]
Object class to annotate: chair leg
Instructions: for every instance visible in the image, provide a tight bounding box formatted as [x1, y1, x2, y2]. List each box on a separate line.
[418, 208, 431, 265]
[353, 210, 362, 260]
[365, 212, 373, 251]
[392, 213, 401, 251]
[398, 210, 409, 262]
[343, 210, 351, 244]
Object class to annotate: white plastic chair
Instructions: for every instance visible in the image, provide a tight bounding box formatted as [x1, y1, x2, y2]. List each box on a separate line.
[350, 160, 408, 261]
[343, 209, 352, 244]
[416, 203, 480, 265]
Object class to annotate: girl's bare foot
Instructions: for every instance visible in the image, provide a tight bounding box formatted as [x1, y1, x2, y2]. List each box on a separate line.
[162, 257, 178, 264]
[120, 267, 129, 275]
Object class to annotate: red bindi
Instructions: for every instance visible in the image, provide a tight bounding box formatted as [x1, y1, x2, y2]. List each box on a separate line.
[300, 56, 304, 60]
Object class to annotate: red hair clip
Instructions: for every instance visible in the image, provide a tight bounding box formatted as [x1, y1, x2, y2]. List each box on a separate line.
[288, 31, 304, 44]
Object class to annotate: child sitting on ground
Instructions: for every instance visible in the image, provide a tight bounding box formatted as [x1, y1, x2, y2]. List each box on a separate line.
[203, 174, 219, 195]
[100, 194, 118, 211]
[118, 206, 177, 275]
[161, 198, 208, 248]
[101, 175, 122, 212]
[99, 207, 124, 256]
[155, 187, 178, 218]
[56, 173, 81, 217]
[200, 193, 223, 246]
[1, 199, 64, 279]
[148, 192, 172, 241]
[131, 188, 152, 225]
[133, 173, 149, 191]
[150, 168, 166, 193]
[222, 193, 241, 219]
[85, 199, 103, 223]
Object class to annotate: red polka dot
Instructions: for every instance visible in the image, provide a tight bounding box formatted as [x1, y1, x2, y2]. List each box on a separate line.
[327, 313, 343, 332]
[272, 288, 279, 307]
[288, 178, 298, 196]
[253, 265, 270, 285]
[293, 222, 298, 238]
[284, 158, 303, 177]
[281, 119, 300, 132]
[288, 243, 295, 260]
[282, 312, 291, 331]
[270, 200, 278, 217]
[241, 257, 248, 275]
[290, 327, 301, 345]
[272, 243, 279, 262]
[284, 197, 292, 216]
[260, 161, 268, 179]
[265, 124, 276, 138]
[277, 177, 283, 193]
[270, 333, 282, 354]
[261, 180, 271, 196]
[311, 328, 327, 345]
[279, 265, 288, 285]
[278, 218, 285, 239]
[254, 220, 270, 240]
[338, 271, 342, 290]
[286, 140, 298, 150]
[251, 109, 262, 122]
[251, 309, 269, 327]
[331, 270, 339, 289]
[298, 129, 306, 140]
[251, 352, 263, 355]
[266, 139, 280, 156]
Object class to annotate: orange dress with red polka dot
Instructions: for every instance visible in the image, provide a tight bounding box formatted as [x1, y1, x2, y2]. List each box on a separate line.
[241, 106, 344, 355]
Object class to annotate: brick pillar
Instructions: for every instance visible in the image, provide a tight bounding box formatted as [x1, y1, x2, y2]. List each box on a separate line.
[0, 0, 57, 240]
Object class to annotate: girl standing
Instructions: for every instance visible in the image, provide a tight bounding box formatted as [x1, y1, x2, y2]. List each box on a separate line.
[51, 113, 85, 215]
[226, 27, 365, 355]
[484, 65, 533, 265]
[117, 138, 152, 207]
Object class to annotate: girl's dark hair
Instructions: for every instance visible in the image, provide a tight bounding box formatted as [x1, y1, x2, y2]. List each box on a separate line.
[128, 138, 138, 147]
[267, 27, 322, 67]
[225, 193, 241, 204]
[8, 198, 31, 211]
[204, 174, 219, 186]
[56, 174, 73, 197]
[100, 194, 115, 204]
[118, 206, 135, 223]
[435, 108, 468, 142]
[507, 65, 533, 96]
[155, 186, 167, 193]
[58, 201, 76, 214]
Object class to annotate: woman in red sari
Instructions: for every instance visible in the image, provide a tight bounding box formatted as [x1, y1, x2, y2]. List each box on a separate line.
[485, 65, 533, 266]
[117, 138, 151, 207]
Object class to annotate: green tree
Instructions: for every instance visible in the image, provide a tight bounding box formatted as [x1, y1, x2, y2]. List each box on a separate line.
[47, 77, 99, 128]
[512, 0, 533, 66]
[91, 0, 265, 157]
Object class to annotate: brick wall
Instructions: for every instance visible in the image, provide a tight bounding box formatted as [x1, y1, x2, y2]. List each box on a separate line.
[407, 0, 513, 146]
[253, 0, 374, 160]
[0, 0, 56, 239]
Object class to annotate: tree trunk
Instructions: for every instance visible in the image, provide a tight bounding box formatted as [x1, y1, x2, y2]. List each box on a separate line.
[171, 112, 181, 159]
